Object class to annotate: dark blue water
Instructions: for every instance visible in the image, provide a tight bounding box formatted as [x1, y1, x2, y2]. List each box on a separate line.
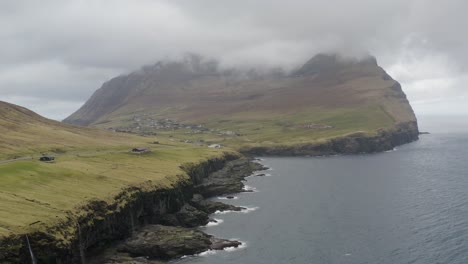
[173, 116, 468, 264]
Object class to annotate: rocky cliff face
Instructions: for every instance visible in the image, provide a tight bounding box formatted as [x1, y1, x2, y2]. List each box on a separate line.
[0, 154, 266, 264]
[242, 121, 419, 156]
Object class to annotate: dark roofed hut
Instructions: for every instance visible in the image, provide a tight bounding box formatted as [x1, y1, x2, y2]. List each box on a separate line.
[131, 147, 150, 154]
[39, 156, 55, 162]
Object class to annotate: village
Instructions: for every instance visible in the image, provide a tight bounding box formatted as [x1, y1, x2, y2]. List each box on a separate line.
[107, 114, 240, 138]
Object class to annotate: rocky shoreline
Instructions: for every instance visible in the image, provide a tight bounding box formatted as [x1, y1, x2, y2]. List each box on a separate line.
[241, 121, 419, 156]
[95, 158, 267, 263]
[92, 158, 267, 263]
[0, 154, 267, 264]
[0, 122, 419, 263]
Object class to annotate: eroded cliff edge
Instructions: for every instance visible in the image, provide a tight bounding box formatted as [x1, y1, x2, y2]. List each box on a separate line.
[0, 153, 265, 264]
[242, 121, 419, 156]
[0, 123, 419, 263]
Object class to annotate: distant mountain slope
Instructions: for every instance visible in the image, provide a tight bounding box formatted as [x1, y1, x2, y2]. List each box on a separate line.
[0, 101, 137, 159]
[64, 53, 419, 152]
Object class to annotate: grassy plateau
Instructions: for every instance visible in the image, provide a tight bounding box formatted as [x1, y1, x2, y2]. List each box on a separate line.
[0, 101, 226, 239]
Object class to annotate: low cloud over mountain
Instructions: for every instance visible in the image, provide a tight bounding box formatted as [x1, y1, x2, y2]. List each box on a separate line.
[0, 0, 467, 118]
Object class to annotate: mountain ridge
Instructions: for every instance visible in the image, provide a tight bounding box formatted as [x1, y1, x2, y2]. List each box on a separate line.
[64, 53, 418, 152]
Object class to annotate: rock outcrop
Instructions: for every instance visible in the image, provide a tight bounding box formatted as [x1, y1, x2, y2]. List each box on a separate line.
[194, 159, 266, 196]
[190, 194, 245, 214]
[117, 225, 241, 260]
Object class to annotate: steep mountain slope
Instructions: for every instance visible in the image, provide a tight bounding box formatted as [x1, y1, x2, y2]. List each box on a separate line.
[65, 53, 419, 152]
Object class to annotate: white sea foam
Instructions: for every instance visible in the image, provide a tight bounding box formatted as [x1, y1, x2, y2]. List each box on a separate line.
[214, 210, 234, 215]
[242, 185, 257, 192]
[217, 196, 239, 200]
[250, 171, 272, 177]
[240, 206, 259, 213]
[196, 249, 218, 256]
[194, 241, 247, 257]
[385, 147, 398, 153]
[205, 218, 224, 227]
[214, 206, 259, 215]
[224, 241, 247, 252]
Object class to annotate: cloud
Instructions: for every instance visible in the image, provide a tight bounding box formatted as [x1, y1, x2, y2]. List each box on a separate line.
[0, 0, 467, 119]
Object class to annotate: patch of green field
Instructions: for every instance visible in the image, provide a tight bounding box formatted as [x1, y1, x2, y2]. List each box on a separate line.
[0, 144, 226, 237]
[152, 105, 395, 149]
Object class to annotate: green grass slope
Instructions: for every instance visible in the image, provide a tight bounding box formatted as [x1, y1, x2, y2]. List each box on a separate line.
[0, 101, 147, 160]
[0, 101, 224, 238]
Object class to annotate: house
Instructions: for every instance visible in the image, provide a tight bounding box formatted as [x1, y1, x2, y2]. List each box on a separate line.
[208, 144, 222, 149]
[39, 156, 55, 162]
[131, 147, 150, 154]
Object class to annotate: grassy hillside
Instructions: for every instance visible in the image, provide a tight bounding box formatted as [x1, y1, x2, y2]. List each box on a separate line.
[0, 147, 224, 237]
[0, 101, 225, 238]
[64, 53, 418, 149]
[0, 101, 148, 160]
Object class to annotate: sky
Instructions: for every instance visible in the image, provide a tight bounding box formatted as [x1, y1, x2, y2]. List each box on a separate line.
[0, 0, 467, 120]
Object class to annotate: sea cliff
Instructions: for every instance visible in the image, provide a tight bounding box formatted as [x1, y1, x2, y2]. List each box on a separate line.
[0, 154, 266, 263]
[242, 121, 419, 156]
[0, 122, 419, 263]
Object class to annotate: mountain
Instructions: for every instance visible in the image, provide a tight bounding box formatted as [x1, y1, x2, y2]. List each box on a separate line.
[64, 53, 419, 153]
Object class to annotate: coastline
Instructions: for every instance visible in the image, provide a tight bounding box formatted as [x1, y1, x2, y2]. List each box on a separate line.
[0, 154, 266, 263]
[241, 121, 419, 156]
[0, 122, 419, 263]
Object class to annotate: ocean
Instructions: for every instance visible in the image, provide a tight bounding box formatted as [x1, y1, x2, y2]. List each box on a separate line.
[172, 116, 468, 264]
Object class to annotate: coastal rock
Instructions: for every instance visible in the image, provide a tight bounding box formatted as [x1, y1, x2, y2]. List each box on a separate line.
[160, 203, 210, 227]
[210, 237, 242, 250]
[102, 254, 154, 264]
[190, 194, 244, 214]
[159, 214, 181, 227]
[175, 204, 209, 227]
[194, 159, 266, 197]
[118, 225, 240, 260]
[118, 225, 211, 259]
[196, 178, 244, 196]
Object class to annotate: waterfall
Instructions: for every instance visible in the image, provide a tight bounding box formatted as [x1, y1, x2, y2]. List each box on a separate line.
[77, 222, 86, 264]
[25, 235, 37, 264]
[130, 212, 135, 234]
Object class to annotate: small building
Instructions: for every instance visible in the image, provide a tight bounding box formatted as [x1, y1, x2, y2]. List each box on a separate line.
[39, 156, 55, 162]
[208, 144, 222, 149]
[131, 147, 150, 154]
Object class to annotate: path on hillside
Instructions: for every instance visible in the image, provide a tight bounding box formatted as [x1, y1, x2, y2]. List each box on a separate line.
[0, 143, 180, 165]
[0, 157, 33, 165]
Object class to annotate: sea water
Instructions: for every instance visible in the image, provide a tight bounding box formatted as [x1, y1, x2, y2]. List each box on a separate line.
[173, 116, 468, 264]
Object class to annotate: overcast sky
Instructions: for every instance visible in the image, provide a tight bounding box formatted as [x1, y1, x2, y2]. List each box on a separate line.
[0, 0, 467, 120]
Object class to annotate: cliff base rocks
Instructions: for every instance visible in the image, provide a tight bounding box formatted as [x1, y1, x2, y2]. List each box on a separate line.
[91, 158, 266, 264]
[117, 225, 241, 260]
